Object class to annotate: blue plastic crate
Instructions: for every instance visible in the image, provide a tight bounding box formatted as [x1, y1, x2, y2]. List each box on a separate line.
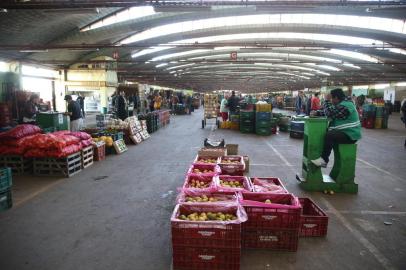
[0, 168, 12, 192]
[256, 112, 271, 121]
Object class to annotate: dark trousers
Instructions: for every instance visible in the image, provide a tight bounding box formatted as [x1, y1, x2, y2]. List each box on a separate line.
[322, 130, 356, 163]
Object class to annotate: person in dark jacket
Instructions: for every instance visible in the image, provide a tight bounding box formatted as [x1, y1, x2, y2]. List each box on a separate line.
[227, 91, 239, 114]
[76, 93, 85, 118]
[64, 95, 83, 131]
[117, 91, 128, 120]
[23, 94, 40, 123]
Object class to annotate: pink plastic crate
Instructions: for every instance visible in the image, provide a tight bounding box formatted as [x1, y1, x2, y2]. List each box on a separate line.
[193, 155, 221, 165]
[182, 174, 216, 191]
[177, 190, 238, 205]
[250, 177, 289, 193]
[187, 163, 221, 176]
[218, 156, 245, 176]
[216, 175, 253, 192]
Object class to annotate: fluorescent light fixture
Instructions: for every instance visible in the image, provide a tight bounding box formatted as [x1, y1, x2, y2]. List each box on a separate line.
[20, 49, 48, 53]
[151, 50, 211, 61]
[155, 63, 168, 68]
[120, 14, 406, 44]
[374, 83, 390, 88]
[81, 6, 156, 32]
[166, 63, 195, 70]
[343, 63, 361, 69]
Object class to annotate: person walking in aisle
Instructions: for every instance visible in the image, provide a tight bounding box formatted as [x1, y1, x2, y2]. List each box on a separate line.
[311, 92, 321, 111]
[117, 91, 128, 120]
[64, 95, 83, 131]
[295, 91, 305, 115]
[227, 91, 239, 115]
[220, 95, 229, 122]
[310, 88, 362, 167]
[76, 93, 85, 118]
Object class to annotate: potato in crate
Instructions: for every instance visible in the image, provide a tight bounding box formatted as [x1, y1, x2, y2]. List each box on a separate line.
[216, 175, 253, 193]
[171, 204, 247, 249]
[182, 174, 216, 192]
[187, 163, 221, 176]
[250, 177, 288, 193]
[176, 190, 238, 205]
[299, 198, 328, 237]
[193, 155, 220, 165]
[240, 193, 301, 230]
[218, 156, 245, 176]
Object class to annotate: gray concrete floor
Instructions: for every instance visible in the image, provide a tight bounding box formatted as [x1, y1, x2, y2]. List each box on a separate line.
[0, 109, 405, 270]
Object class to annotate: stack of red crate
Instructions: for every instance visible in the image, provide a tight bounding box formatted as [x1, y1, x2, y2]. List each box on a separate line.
[299, 198, 328, 237]
[171, 204, 246, 270]
[240, 193, 301, 251]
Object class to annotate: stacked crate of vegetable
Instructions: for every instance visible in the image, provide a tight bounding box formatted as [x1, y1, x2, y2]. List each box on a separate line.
[239, 110, 255, 133]
[255, 112, 272, 136]
[229, 113, 240, 130]
[204, 94, 218, 119]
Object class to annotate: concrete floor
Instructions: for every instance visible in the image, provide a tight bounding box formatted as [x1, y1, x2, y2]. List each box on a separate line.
[0, 108, 405, 270]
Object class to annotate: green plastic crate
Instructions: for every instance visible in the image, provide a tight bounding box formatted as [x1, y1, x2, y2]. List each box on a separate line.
[279, 125, 289, 132]
[0, 188, 12, 212]
[240, 126, 254, 133]
[256, 127, 271, 136]
[240, 111, 255, 120]
[37, 112, 69, 131]
[256, 119, 271, 128]
[0, 168, 12, 192]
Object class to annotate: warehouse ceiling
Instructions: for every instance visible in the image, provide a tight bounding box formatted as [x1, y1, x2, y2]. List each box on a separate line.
[0, 1, 406, 92]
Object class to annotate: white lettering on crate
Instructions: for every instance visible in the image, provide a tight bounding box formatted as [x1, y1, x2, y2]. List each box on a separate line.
[199, 255, 215, 261]
[198, 231, 215, 237]
[259, 235, 278, 242]
[303, 224, 317, 228]
[261, 215, 277, 220]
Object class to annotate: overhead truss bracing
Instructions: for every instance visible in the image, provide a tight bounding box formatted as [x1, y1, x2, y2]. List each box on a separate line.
[0, 2, 405, 91]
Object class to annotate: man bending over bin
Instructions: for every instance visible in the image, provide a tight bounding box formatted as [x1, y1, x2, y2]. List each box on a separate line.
[311, 88, 362, 167]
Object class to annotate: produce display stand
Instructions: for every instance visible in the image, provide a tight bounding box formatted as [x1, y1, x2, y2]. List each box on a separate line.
[33, 152, 82, 178]
[202, 94, 220, 129]
[0, 155, 32, 175]
[81, 146, 94, 169]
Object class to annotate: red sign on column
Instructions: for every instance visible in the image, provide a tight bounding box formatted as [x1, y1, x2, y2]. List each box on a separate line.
[230, 51, 237, 60]
[113, 51, 119, 59]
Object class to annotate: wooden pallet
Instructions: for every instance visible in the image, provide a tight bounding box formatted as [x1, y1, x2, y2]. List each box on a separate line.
[81, 146, 94, 169]
[0, 155, 32, 175]
[33, 152, 82, 178]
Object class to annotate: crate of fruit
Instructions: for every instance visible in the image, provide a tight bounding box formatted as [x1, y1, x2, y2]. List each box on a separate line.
[242, 227, 299, 251]
[193, 155, 220, 165]
[216, 175, 253, 193]
[93, 141, 105, 161]
[182, 174, 216, 192]
[250, 177, 288, 193]
[240, 193, 301, 230]
[218, 156, 245, 176]
[171, 204, 247, 249]
[172, 246, 241, 270]
[177, 190, 238, 205]
[299, 198, 328, 237]
[187, 163, 221, 176]
[198, 147, 227, 157]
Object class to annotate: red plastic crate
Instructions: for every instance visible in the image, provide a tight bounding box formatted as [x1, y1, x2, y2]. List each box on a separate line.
[242, 228, 299, 251]
[193, 155, 221, 165]
[218, 156, 245, 176]
[171, 204, 245, 249]
[217, 175, 253, 192]
[93, 142, 105, 161]
[363, 117, 375, 129]
[241, 193, 301, 230]
[173, 246, 240, 270]
[187, 163, 221, 176]
[299, 198, 328, 237]
[250, 177, 288, 193]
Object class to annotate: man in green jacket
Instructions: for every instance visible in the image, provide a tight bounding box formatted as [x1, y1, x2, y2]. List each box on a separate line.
[311, 88, 362, 167]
